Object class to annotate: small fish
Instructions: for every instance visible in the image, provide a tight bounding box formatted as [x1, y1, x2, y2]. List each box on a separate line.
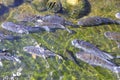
[0, 50, 21, 66]
[1, 22, 29, 34]
[104, 31, 120, 49]
[76, 51, 120, 73]
[104, 31, 120, 41]
[23, 45, 62, 59]
[77, 16, 120, 26]
[115, 12, 120, 19]
[35, 22, 73, 33]
[0, 32, 21, 42]
[38, 14, 75, 26]
[1, 22, 45, 34]
[71, 39, 114, 60]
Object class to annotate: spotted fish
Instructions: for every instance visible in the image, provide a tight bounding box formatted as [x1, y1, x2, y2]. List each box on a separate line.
[0, 50, 21, 67]
[76, 51, 120, 73]
[23, 45, 62, 59]
[78, 16, 120, 26]
[104, 31, 120, 48]
[71, 39, 114, 60]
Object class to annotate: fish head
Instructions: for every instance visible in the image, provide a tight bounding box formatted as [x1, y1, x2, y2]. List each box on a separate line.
[1, 22, 14, 28]
[104, 31, 113, 40]
[71, 39, 86, 49]
[23, 46, 33, 55]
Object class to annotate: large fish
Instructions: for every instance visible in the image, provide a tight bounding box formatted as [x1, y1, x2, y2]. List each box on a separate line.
[78, 16, 120, 26]
[76, 51, 120, 73]
[23, 45, 62, 59]
[71, 39, 114, 60]
[0, 50, 21, 67]
[104, 31, 120, 48]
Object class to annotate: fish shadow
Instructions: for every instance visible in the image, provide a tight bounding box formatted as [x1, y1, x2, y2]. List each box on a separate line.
[0, 4, 9, 16]
[78, 0, 91, 18]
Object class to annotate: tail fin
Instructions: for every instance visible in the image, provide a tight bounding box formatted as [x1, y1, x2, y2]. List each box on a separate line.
[114, 67, 120, 80]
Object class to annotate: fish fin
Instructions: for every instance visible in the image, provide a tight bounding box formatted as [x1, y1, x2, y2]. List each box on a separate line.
[102, 52, 114, 60]
[32, 54, 36, 59]
[114, 67, 120, 80]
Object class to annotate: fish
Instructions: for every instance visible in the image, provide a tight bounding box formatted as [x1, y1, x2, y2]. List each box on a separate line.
[0, 32, 21, 42]
[23, 45, 62, 59]
[76, 51, 120, 73]
[104, 31, 120, 41]
[104, 31, 120, 48]
[0, 50, 21, 67]
[115, 12, 120, 19]
[37, 14, 76, 26]
[35, 22, 73, 33]
[1, 22, 45, 34]
[71, 39, 114, 60]
[1, 22, 29, 34]
[77, 16, 120, 26]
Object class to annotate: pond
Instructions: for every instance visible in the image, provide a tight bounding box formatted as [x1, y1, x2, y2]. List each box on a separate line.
[0, 0, 120, 80]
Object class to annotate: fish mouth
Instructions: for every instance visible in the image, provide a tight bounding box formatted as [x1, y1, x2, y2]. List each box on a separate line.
[71, 39, 78, 46]
[104, 31, 112, 39]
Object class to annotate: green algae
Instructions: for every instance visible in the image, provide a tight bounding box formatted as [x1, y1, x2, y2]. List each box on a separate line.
[0, 0, 120, 80]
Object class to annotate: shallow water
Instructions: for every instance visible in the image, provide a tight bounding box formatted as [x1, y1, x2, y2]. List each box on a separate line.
[0, 0, 120, 80]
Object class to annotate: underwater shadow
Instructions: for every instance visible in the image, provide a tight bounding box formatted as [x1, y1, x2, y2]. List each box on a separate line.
[8, 0, 24, 8]
[0, 4, 9, 16]
[78, 0, 91, 18]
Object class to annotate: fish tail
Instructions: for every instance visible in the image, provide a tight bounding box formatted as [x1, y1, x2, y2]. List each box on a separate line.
[115, 20, 120, 25]
[114, 67, 120, 80]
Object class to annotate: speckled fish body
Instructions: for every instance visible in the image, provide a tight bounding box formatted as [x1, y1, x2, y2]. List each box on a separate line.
[78, 16, 120, 26]
[104, 31, 120, 41]
[71, 39, 114, 60]
[76, 51, 119, 73]
[1, 22, 29, 34]
[40, 15, 74, 26]
[23, 46, 61, 58]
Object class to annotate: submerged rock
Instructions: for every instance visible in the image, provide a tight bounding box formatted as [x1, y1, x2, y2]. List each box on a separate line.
[71, 39, 114, 60]
[60, 0, 91, 19]
[76, 51, 120, 73]
[78, 16, 120, 26]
